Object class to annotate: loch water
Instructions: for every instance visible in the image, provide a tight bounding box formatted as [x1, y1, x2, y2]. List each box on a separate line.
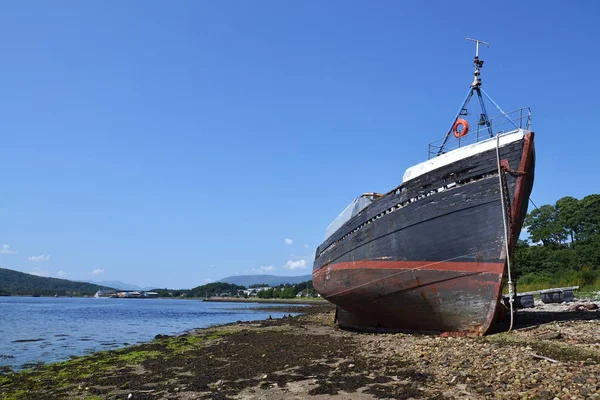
[0, 296, 303, 371]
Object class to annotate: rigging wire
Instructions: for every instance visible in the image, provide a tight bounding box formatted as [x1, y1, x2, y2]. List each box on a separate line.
[529, 197, 540, 211]
[496, 135, 514, 332]
[481, 88, 519, 129]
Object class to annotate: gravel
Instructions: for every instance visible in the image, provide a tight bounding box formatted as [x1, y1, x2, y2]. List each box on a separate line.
[1, 301, 600, 399]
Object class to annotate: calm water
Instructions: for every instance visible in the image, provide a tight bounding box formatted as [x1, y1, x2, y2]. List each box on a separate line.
[0, 297, 303, 370]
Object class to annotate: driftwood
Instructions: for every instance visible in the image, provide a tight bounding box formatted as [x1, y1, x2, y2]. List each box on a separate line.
[530, 353, 559, 363]
[536, 331, 562, 340]
[567, 303, 599, 312]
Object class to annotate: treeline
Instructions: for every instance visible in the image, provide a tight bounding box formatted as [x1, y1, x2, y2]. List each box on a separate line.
[0, 268, 112, 296]
[256, 281, 316, 299]
[184, 280, 317, 299]
[186, 282, 246, 298]
[516, 194, 600, 290]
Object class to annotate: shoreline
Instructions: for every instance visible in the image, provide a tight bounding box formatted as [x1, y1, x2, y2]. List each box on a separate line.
[0, 299, 314, 374]
[2, 302, 600, 399]
[201, 296, 325, 305]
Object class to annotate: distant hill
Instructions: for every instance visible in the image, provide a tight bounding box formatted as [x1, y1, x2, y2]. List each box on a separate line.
[86, 280, 158, 291]
[0, 268, 113, 296]
[218, 274, 312, 287]
[188, 282, 245, 298]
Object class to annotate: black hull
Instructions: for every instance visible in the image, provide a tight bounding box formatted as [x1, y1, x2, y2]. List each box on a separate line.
[313, 132, 535, 335]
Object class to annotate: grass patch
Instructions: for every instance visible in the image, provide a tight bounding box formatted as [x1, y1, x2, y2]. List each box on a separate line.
[1, 389, 30, 400]
[205, 331, 231, 340]
[164, 334, 205, 353]
[514, 269, 600, 295]
[162, 331, 230, 354]
[114, 350, 162, 364]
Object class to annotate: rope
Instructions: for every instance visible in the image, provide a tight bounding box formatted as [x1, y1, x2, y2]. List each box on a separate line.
[496, 135, 514, 331]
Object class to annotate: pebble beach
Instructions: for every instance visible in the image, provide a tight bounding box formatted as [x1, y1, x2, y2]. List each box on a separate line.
[1, 300, 600, 399]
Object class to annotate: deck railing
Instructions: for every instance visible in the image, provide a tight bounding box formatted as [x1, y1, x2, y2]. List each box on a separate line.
[428, 107, 531, 159]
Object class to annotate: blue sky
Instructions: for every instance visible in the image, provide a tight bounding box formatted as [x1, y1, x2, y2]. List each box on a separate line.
[1, 1, 599, 289]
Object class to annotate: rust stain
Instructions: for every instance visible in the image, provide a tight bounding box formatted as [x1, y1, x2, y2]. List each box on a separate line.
[510, 132, 535, 237]
[440, 331, 479, 338]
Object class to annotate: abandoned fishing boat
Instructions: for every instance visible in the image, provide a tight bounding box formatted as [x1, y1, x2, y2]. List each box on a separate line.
[313, 39, 535, 336]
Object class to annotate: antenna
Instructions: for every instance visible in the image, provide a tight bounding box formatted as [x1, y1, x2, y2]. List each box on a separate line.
[465, 37, 490, 58]
[465, 37, 489, 88]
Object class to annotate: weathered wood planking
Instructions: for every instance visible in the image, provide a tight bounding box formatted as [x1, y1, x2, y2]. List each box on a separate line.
[316, 139, 525, 258]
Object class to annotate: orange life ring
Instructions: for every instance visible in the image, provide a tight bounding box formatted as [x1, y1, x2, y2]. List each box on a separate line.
[453, 118, 469, 138]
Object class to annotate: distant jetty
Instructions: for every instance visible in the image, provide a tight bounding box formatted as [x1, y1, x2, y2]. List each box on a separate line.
[94, 290, 159, 298]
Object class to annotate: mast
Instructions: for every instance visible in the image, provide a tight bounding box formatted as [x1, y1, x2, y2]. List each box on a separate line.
[436, 38, 493, 156]
[466, 38, 488, 90]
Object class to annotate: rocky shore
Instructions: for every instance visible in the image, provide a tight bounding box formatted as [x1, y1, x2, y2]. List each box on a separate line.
[1, 301, 600, 399]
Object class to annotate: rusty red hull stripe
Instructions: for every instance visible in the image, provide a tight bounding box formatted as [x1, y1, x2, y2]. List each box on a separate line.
[314, 260, 505, 277]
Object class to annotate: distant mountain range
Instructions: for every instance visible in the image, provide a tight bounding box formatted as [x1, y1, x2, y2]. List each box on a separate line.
[218, 274, 312, 287]
[0, 267, 312, 297]
[0, 268, 112, 296]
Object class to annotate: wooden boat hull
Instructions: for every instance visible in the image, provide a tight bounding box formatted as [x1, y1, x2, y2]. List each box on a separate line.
[313, 132, 535, 336]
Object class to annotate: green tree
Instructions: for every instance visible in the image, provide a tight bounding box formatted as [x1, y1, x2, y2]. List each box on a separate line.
[578, 194, 600, 243]
[187, 282, 245, 298]
[577, 238, 600, 267]
[296, 280, 313, 293]
[516, 193, 600, 289]
[524, 204, 567, 247]
[556, 196, 581, 247]
[280, 287, 297, 299]
[257, 288, 274, 298]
